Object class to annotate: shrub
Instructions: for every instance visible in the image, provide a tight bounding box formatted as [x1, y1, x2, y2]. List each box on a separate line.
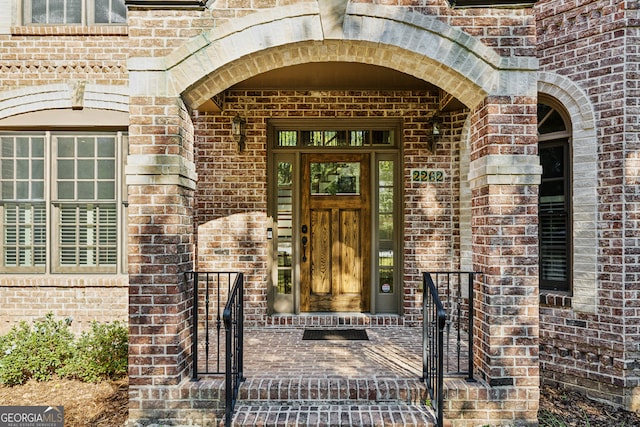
[61, 320, 128, 383]
[0, 314, 128, 386]
[0, 313, 75, 386]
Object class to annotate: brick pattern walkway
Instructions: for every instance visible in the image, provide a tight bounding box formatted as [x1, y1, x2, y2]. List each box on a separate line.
[243, 327, 423, 379]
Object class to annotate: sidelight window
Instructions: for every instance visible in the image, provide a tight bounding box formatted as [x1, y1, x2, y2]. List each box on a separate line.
[276, 160, 293, 295]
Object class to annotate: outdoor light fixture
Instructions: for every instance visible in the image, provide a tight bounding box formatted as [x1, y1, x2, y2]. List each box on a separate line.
[428, 115, 442, 152]
[232, 114, 247, 151]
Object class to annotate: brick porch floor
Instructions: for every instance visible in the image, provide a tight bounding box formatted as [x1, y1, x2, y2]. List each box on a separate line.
[228, 321, 447, 426]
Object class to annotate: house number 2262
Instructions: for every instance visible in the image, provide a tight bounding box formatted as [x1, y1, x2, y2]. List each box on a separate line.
[412, 169, 445, 183]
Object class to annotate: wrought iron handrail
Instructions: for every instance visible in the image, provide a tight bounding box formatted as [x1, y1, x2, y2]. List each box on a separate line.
[428, 271, 477, 381]
[186, 271, 244, 427]
[422, 272, 447, 427]
[423, 271, 479, 427]
[223, 273, 244, 426]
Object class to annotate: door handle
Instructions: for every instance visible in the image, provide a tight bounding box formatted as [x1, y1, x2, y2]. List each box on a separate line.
[301, 236, 308, 262]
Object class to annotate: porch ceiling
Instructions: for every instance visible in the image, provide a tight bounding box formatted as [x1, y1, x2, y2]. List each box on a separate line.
[230, 62, 439, 91]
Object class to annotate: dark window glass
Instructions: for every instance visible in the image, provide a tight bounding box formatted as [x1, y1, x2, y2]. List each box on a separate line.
[538, 104, 567, 135]
[539, 138, 570, 292]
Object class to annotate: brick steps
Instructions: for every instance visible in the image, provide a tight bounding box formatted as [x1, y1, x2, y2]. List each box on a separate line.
[231, 403, 435, 426]
[229, 377, 436, 426]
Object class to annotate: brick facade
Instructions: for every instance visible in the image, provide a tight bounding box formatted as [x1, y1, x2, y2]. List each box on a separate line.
[0, 0, 637, 424]
[194, 88, 463, 326]
[535, 0, 640, 409]
[0, 7, 129, 334]
[0, 276, 128, 334]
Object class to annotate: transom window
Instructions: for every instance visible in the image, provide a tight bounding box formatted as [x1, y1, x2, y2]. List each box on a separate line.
[538, 101, 571, 292]
[277, 129, 394, 147]
[23, 0, 127, 25]
[0, 132, 127, 273]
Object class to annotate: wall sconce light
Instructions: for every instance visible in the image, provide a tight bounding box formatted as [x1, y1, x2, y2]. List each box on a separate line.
[232, 114, 247, 151]
[428, 115, 442, 152]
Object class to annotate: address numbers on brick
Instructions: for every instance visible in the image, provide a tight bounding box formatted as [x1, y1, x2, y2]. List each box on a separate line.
[411, 169, 445, 183]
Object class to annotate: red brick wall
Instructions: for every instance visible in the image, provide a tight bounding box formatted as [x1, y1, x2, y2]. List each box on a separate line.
[128, 94, 197, 387]
[535, 0, 638, 405]
[0, 276, 128, 334]
[467, 96, 539, 394]
[193, 89, 465, 325]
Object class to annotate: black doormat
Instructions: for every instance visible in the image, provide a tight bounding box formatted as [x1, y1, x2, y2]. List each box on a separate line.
[302, 328, 368, 341]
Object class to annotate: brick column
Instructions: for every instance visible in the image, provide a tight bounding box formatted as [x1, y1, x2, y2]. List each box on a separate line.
[467, 95, 541, 422]
[126, 94, 197, 418]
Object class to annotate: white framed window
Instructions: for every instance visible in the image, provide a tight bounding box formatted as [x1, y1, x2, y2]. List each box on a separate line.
[0, 132, 127, 274]
[23, 0, 126, 25]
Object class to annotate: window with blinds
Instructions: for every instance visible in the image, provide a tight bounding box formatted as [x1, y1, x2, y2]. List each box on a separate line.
[0, 132, 126, 274]
[0, 135, 46, 271]
[538, 102, 571, 292]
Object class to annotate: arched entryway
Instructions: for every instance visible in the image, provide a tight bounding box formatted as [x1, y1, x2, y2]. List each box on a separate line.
[126, 3, 541, 425]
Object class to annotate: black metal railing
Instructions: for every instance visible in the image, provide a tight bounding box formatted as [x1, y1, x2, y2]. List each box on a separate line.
[427, 271, 478, 380]
[422, 272, 447, 427]
[186, 271, 244, 426]
[223, 273, 244, 427]
[422, 271, 479, 427]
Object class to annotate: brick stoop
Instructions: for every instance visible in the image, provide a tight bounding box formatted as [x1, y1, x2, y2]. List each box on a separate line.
[129, 326, 534, 426]
[230, 377, 435, 426]
[231, 403, 435, 426]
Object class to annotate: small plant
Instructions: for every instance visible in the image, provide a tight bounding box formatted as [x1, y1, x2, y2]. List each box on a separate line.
[61, 320, 128, 382]
[538, 409, 569, 427]
[0, 313, 75, 386]
[0, 314, 128, 386]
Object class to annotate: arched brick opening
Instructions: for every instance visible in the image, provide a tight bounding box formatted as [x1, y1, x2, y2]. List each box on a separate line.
[162, 3, 525, 109]
[0, 83, 129, 120]
[538, 72, 598, 314]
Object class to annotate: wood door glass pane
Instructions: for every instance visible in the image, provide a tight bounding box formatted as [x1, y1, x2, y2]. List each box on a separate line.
[310, 162, 360, 195]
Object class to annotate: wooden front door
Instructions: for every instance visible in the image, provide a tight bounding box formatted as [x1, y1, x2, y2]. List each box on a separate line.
[300, 153, 370, 312]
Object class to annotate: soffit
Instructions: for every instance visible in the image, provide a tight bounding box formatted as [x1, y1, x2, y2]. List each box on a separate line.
[230, 62, 439, 91]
